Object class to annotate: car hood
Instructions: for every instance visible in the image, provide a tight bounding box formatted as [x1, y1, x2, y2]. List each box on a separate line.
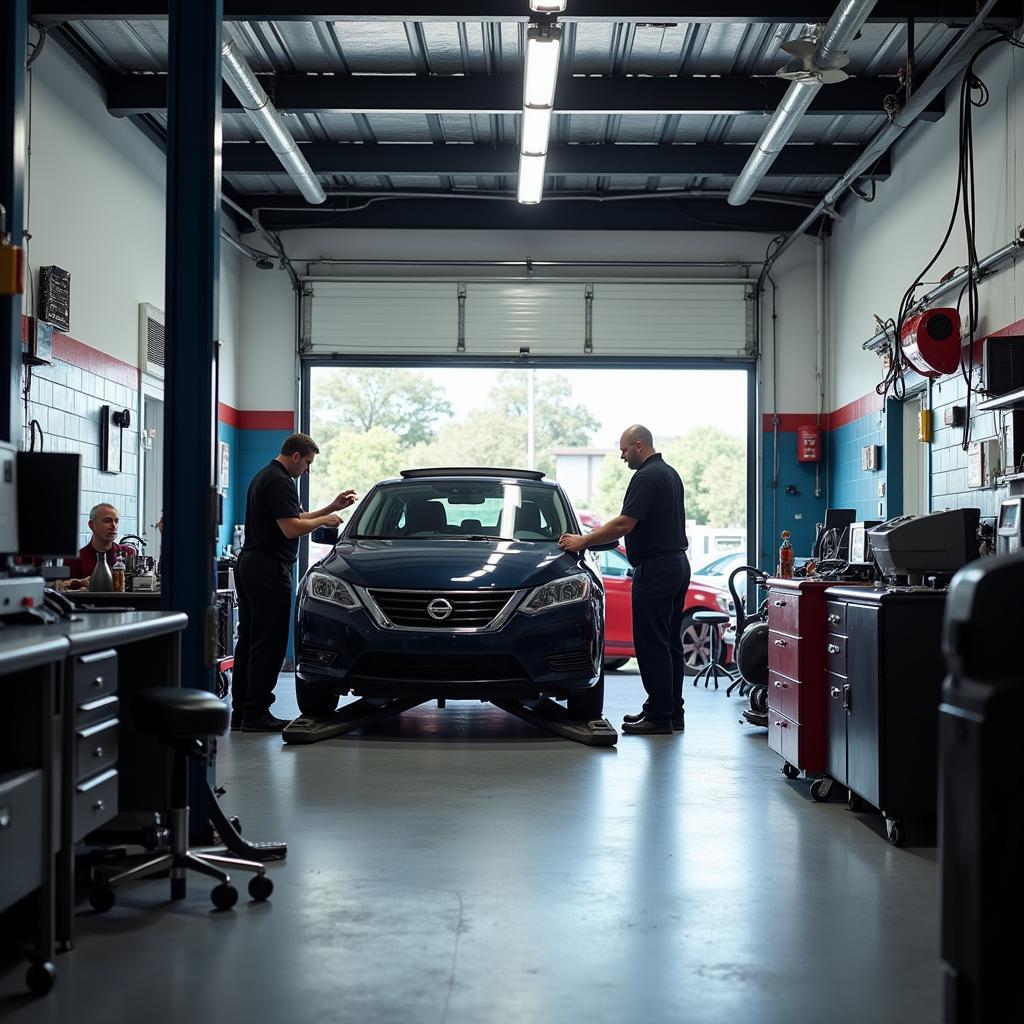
[310, 538, 588, 592]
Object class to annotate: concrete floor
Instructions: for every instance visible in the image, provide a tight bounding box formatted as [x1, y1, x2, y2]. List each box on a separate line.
[1, 670, 940, 1023]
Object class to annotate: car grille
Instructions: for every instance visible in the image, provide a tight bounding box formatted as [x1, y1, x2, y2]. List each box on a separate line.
[545, 649, 592, 673]
[367, 589, 516, 629]
[353, 652, 528, 682]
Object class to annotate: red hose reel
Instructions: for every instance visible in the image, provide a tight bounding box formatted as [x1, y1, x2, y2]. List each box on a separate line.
[900, 307, 962, 378]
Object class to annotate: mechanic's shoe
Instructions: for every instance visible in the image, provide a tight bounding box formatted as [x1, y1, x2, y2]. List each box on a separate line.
[623, 710, 684, 729]
[241, 713, 290, 733]
[621, 716, 673, 735]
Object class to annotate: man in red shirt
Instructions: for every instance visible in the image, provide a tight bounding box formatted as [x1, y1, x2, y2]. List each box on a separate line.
[64, 503, 135, 585]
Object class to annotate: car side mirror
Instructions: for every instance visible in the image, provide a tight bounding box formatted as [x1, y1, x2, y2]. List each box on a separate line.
[588, 541, 620, 552]
[625, 567, 634, 577]
[311, 525, 339, 546]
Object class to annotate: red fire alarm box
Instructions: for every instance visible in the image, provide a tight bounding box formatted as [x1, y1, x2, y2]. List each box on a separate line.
[797, 424, 822, 463]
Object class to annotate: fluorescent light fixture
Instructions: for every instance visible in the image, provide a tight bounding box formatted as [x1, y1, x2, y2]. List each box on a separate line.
[517, 153, 547, 205]
[521, 106, 553, 156]
[524, 26, 562, 108]
[529, 1, 568, 11]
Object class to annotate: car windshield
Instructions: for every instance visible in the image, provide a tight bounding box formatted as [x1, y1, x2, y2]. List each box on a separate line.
[694, 553, 744, 576]
[349, 479, 573, 542]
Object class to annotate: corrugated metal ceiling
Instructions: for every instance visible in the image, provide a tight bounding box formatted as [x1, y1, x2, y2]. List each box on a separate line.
[57, 12, 979, 229]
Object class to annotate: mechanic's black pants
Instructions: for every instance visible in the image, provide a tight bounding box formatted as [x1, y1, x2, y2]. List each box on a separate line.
[232, 549, 293, 717]
[631, 553, 691, 723]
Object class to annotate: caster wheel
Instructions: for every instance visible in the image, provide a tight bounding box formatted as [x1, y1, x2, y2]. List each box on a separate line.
[809, 779, 831, 803]
[211, 883, 239, 910]
[89, 885, 115, 913]
[886, 818, 907, 847]
[782, 762, 800, 780]
[847, 790, 864, 812]
[26, 961, 56, 995]
[142, 824, 169, 851]
[248, 874, 273, 901]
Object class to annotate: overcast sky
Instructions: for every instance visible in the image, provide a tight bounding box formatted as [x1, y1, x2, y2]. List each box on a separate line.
[419, 367, 748, 449]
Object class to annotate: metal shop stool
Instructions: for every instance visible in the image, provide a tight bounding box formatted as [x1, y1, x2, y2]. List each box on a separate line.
[690, 610, 735, 690]
[89, 688, 273, 912]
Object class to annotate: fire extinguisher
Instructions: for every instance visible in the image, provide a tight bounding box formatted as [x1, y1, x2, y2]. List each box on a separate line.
[796, 425, 821, 463]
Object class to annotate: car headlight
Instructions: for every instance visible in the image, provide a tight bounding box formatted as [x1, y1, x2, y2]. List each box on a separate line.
[520, 573, 591, 615]
[307, 571, 360, 610]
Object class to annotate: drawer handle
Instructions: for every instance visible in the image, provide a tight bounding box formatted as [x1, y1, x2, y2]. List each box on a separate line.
[827, 614, 841, 625]
[92, 676, 104, 688]
[773, 638, 788, 647]
[773, 680, 789, 688]
[830, 686, 842, 699]
[93, 746, 104, 759]
[774, 720, 788, 728]
[827, 644, 840, 655]
[773, 600, 787, 607]
[93, 800, 105, 812]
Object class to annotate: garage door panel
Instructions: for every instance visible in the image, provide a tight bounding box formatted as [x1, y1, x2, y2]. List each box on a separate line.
[306, 279, 751, 358]
[308, 282, 459, 354]
[593, 283, 750, 357]
[465, 283, 584, 356]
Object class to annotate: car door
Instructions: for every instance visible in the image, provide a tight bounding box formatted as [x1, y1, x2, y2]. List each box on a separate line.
[599, 548, 634, 656]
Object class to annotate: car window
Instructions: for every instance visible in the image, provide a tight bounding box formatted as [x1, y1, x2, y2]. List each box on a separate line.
[350, 479, 571, 541]
[599, 548, 631, 578]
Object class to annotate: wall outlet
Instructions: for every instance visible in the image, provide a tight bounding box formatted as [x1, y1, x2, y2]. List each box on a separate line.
[861, 444, 881, 471]
[877, 481, 886, 497]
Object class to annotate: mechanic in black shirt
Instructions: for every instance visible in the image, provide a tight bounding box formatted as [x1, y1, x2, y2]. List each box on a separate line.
[559, 424, 690, 735]
[232, 433, 356, 732]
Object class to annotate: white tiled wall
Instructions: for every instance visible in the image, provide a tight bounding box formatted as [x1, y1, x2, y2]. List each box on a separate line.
[24, 356, 140, 547]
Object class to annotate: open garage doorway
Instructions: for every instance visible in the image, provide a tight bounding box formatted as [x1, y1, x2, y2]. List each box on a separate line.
[302, 361, 755, 676]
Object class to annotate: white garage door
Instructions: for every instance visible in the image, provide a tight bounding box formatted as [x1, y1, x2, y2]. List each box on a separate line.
[304, 279, 754, 359]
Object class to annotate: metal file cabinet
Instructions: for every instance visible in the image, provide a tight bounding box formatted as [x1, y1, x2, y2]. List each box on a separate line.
[765, 579, 837, 778]
[822, 585, 946, 846]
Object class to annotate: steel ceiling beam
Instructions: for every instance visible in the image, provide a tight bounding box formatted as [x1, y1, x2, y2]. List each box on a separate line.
[229, 194, 810, 232]
[30, 2, 1024, 25]
[222, 141, 889, 178]
[106, 73, 944, 121]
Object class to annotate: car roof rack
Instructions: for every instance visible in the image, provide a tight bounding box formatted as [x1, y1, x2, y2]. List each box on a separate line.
[399, 467, 546, 481]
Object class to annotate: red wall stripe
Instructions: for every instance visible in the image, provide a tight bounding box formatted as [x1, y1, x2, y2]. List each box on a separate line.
[237, 410, 295, 430]
[22, 315, 139, 389]
[761, 413, 828, 432]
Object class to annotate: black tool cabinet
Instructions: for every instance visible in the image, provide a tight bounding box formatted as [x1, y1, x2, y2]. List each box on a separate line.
[821, 585, 946, 846]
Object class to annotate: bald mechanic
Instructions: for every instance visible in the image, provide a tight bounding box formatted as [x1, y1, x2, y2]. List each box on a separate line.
[559, 424, 690, 735]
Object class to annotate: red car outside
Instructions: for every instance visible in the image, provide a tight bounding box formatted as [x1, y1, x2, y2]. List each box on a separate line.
[596, 546, 734, 675]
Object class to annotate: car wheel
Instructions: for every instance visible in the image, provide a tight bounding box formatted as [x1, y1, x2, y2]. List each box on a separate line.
[567, 671, 605, 720]
[295, 677, 339, 717]
[680, 610, 712, 676]
[603, 658, 629, 672]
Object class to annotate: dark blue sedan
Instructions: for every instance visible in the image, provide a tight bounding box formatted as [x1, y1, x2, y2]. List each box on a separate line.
[294, 468, 606, 719]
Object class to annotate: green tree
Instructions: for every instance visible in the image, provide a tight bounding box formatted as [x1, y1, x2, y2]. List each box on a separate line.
[310, 426, 405, 513]
[487, 370, 600, 475]
[312, 368, 453, 449]
[663, 427, 746, 527]
[592, 456, 631, 522]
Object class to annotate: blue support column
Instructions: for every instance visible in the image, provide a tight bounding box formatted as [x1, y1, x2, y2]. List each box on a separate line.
[0, 1, 27, 445]
[161, 0, 222, 694]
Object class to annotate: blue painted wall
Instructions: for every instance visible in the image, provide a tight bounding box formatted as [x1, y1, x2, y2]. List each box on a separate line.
[827, 406, 889, 520]
[216, 420, 239, 555]
[760, 428, 828, 569]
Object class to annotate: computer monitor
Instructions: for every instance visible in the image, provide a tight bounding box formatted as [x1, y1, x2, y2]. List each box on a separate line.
[17, 452, 81, 558]
[813, 508, 857, 560]
[983, 336, 1024, 397]
[868, 508, 981, 585]
[848, 520, 882, 563]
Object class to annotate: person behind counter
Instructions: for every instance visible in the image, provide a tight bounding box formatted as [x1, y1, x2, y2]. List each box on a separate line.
[63, 503, 136, 589]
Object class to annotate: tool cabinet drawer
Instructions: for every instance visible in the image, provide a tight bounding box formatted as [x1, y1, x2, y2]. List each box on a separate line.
[0, 770, 44, 910]
[75, 693, 119, 729]
[767, 630, 804, 681]
[74, 768, 118, 842]
[75, 718, 119, 781]
[825, 602, 847, 634]
[767, 590, 802, 636]
[73, 650, 117, 704]
[768, 711, 800, 766]
[768, 672, 801, 722]
[825, 634, 847, 676]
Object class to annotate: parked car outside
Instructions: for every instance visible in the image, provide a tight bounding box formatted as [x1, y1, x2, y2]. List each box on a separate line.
[597, 545, 735, 675]
[294, 468, 608, 719]
[689, 551, 749, 593]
